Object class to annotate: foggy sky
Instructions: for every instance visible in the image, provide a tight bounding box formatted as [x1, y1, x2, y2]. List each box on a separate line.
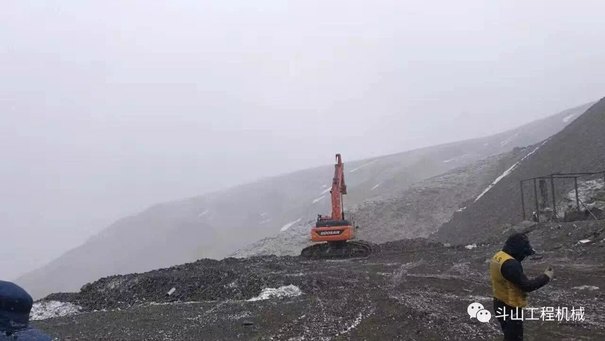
[2, 0, 605, 280]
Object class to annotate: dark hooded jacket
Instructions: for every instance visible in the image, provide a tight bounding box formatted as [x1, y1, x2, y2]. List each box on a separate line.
[0, 281, 51, 340]
[499, 233, 550, 293]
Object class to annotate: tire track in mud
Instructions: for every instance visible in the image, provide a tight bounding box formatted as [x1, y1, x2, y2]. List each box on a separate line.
[267, 267, 378, 340]
[382, 258, 500, 340]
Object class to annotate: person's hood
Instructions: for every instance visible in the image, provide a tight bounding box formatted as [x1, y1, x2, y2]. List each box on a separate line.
[502, 233, 536, 262]
[0, 281, 32, 334]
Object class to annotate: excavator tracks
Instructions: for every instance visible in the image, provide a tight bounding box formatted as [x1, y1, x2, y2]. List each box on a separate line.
[300, 240, 372, 259]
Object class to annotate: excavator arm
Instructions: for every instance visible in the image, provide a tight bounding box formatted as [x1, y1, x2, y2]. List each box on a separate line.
[331, 154, 346, 220]
[301, 154, 372, 259]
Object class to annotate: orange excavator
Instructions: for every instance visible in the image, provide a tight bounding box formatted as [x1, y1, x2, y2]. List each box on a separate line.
[300, 154, 372, 259]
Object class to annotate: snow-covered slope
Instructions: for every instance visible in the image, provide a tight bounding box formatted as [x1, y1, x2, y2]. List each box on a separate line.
[233, 151, 525, 257]
[435, 98, 605, 244]
[16, 102, 593, 298]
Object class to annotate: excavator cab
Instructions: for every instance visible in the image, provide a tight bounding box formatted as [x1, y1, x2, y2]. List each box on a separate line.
[311, 216, 354, 242]
[300, 154, 371, 259]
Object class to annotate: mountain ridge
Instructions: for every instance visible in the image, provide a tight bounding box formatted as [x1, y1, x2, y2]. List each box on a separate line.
[16, 102, 594, 298]
[435, 98, 605, 244]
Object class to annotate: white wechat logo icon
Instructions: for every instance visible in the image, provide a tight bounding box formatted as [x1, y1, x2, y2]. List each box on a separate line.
[467, 302, 492, 323]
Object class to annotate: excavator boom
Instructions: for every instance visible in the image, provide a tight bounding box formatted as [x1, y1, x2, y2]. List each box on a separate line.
[300, 154, 372, 259]
[331, 154, 346, 220]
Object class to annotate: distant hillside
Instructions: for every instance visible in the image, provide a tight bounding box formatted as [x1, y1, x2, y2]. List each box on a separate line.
[434, 98, 605, 244]
[16, 102, 593, 298]
[233, 150, 526, 257]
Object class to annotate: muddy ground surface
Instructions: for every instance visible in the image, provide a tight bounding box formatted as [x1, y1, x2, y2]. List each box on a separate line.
[35, 221, 605, 340]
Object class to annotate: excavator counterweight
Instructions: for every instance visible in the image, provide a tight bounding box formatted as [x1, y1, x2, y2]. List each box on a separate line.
[300, 154, 372, 259]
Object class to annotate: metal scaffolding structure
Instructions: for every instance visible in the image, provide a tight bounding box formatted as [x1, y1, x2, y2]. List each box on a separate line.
[520, 171, 605, 222]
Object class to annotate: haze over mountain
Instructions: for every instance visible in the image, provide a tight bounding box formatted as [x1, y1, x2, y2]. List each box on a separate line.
[4, 1, 605, 339]
[16, 103, 592, 298]
[3, 0, 605, 283]
[30, 98, 605, 340]
[234, 103, 595, 257]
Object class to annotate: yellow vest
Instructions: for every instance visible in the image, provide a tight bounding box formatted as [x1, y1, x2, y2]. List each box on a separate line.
[490, 250, 528, 307]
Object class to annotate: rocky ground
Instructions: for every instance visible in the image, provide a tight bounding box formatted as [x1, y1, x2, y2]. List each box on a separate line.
[34, 221, 605, 340]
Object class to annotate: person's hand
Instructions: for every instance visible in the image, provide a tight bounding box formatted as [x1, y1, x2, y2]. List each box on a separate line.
[544, 266, 554, 279]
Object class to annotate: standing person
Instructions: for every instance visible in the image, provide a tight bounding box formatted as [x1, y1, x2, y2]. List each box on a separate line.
[0, 280, 52, 340]
[489, 233, 554, 341]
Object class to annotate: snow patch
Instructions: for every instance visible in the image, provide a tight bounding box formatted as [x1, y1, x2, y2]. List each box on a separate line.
[578, 239, 592, 244]
[443, 154, 472, 164]
[320, 187, 332, 195]
[349, 160, 378, 173]
[500, 133, 520, 147]
[469, 295, 492, 302]
[148, 301, 200, 307]
[105, 277, 125, 290]
[312, 195, 326, 204]
[280, 218, 302, 232]
[572, 285, 599, 291]
[563, 113, 576, 123]
[167, 287, 176, 296]
[228, 311, 251, 320]
[247, 285, 302, 301]
[30, 301, 81, 321]
[474, 165, 518, 202]
[456, 207, 467, 213]
[371, 183, 382, 191]
[285, 272, 306, 277]
[475, 140, 548, 202]
[337, 312, 364, 335]
[559, 178, 605, 214]
[465, 244, 477, 250]
[198, 210, 209, 218]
